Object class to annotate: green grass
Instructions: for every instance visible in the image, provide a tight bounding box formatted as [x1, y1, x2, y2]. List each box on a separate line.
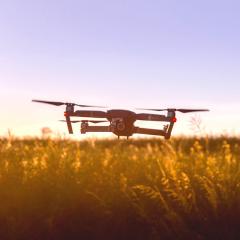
[0, 137, 239, 240]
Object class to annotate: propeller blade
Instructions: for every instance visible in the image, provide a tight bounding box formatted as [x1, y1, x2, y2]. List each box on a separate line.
[59, 120, 108, 124]
[138, 108, 209, 113]
[32, 100, 65, 106]
[88, 120, 108, 124]
[74, 104, 106, 108]
[59, 120, 81, 123]
[137, 108, 166, 111]
[176, 109, 209, 113]
[32, 99, 106, 108]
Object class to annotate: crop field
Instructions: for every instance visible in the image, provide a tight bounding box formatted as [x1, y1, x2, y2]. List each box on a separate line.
[0, 137, 239, 240]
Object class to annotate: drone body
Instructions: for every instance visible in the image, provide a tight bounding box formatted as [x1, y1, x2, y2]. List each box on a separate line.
[68, 109, 174, 139]
[32, 100, 209, 139]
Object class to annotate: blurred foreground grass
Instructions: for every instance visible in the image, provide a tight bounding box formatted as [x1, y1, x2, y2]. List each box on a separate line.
[0, 137, 240, 240]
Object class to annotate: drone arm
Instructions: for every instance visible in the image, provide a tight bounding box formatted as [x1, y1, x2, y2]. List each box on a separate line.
[81, 126, 111, 133]
[74, 110, 107, 118]
[134, 127, 166, 136]
[136, 113, 170, 122]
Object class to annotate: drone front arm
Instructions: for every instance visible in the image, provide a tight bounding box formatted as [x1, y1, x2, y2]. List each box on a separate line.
[134, 127, 166, 136]
[73, 110, 107, 118]
[136, 113, 171, 122]
[81, 125, 111, 134]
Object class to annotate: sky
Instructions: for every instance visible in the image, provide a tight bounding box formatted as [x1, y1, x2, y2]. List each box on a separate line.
[1, 0, 240, 138]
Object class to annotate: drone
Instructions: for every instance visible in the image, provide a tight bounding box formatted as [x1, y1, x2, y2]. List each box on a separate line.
[32, 99, 209, 139]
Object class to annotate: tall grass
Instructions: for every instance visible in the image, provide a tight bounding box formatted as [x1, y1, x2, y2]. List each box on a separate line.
[0, 137, 239, 240]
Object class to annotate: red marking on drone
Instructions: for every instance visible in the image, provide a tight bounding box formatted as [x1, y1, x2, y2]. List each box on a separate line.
[172, 117, 177, 123]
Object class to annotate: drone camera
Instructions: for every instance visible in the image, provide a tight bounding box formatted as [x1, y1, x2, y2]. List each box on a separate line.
[116, 121, 125, 131]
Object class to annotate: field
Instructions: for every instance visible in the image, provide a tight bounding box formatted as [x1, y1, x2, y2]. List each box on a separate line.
[0, 137, 239, 240]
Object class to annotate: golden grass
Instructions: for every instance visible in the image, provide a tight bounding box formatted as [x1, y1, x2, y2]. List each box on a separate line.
[0, 137, 239, 239]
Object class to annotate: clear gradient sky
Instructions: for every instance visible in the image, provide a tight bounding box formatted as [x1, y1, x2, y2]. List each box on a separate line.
[1, 0, 240, 138]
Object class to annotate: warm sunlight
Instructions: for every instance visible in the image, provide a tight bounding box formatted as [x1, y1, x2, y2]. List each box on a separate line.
[1, 1, 240, 239]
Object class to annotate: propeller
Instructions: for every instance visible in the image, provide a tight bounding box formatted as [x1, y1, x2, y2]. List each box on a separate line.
[32, 99, 105, 108]
[59, 120, 108, 124]
[138, 108, 209, 113]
